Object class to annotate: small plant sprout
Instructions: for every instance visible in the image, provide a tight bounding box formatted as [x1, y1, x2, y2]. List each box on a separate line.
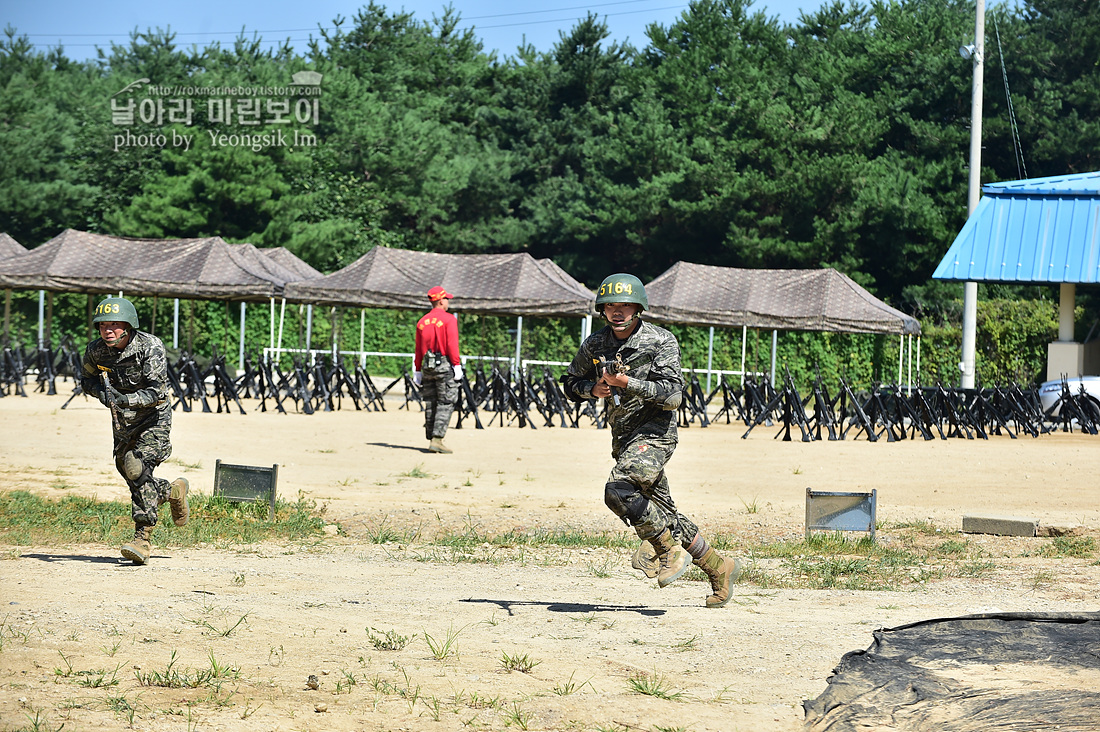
[500, 651, 540, 673]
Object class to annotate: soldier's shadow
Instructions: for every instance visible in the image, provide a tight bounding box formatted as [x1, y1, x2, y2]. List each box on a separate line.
[461, 598, 664, 617]
[365, 442, 429, 453]
[22, 553, 130, 565]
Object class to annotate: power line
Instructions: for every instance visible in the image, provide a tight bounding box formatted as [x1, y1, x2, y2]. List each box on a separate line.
[19, 0, 684, 38]
[25, 3, 687, 50]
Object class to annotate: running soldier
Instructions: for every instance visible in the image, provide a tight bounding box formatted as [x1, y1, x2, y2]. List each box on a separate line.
[413, 286, 462, 454]
[81, 297, 189, 565]
[561, 274, 740, 607]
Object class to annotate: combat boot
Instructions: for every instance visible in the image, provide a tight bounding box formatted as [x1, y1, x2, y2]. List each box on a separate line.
[649, 528, 691, 588]
[169, 478, 189, 526]
[120, 525, 153, 565]
[631, 539, 658, 579]
[428, 438, 453, 454]
[694, 548, 741, 608]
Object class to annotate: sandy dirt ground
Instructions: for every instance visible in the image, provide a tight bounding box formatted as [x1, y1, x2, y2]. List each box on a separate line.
[1, 385, 1099, 732]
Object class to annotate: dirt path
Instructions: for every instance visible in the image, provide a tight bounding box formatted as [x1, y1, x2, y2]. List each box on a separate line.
[1, 389, 1098, 731]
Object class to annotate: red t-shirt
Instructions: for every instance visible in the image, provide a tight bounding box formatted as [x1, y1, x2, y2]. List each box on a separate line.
[414, 308, 460, 370]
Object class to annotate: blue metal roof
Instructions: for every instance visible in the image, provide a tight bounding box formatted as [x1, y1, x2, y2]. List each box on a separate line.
[932, 171, 1100, 284]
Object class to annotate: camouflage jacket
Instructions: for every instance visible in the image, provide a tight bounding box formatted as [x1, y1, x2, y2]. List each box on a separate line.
[561, 320, 684, 442]
[81, 330, 171, 430]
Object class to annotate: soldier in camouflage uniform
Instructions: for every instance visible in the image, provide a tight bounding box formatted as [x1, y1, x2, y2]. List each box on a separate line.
[81, 297, 189, 565]
[561, 274, 740, 607]
[414, 286, 463, 453]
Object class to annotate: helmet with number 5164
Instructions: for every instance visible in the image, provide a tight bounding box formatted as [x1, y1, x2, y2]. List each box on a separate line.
[92, 296, 139, 329]
[594, 273, 647, 313]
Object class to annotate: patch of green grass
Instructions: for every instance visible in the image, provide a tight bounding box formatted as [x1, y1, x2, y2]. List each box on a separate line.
[1038, 536, 1095, 558]
[135, 650, 239, 690]
[424, 624, 466, 660]
[883, 519, 944, 536]
[400, 464, 435, 479]
[627, 671, 686, 701]
[933, 539, 972, 556]
[0, 490, 326, 547]
[500, 651, 540, 673]
[551, 671, 592, 696]
[367, 627, 410, 651]
[671, 635, 699, 652]
[362, 516, 419, 544]
[587, 556, 616, 578]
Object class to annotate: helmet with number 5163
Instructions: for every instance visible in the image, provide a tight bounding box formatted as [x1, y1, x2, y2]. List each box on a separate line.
[92, 296, 139, 329]
[594, 273, 647, 313]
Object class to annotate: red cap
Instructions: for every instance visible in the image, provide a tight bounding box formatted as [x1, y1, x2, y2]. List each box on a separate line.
[427, 286, 453, 302]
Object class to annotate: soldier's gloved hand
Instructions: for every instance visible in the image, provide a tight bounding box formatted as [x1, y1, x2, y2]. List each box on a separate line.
[413, 371, 422, 386]
[452, 364, 463, 381]
[105, 379, 133, 408]
[95, 387, 110, 408]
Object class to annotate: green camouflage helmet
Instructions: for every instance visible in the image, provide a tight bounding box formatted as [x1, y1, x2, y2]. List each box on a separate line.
[92, 297, 139, 329]
[595, 273, 647, 312]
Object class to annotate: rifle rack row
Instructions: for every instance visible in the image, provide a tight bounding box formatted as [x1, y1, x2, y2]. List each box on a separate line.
[3, 342, 1098, 438]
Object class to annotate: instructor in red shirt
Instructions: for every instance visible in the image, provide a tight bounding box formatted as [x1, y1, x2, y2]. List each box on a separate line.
[414, 286, 462, 453]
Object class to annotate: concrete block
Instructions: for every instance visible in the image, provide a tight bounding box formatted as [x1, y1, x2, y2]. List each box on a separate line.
[962, 514, 1038, 537]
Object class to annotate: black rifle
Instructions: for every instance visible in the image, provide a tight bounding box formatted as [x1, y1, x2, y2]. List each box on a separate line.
[101, 372, 122, 431]
[594, 353, 629, 406]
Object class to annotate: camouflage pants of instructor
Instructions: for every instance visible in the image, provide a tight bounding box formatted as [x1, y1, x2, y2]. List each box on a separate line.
[421, 355, 458, 440]
[607, 434, 700, 546]
[113, 418, 173, 527]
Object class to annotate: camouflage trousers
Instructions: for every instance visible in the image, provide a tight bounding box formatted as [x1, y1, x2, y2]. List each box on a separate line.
[113, 420, 172, 527]
[607, 434, 700, 547]
[421, 358, 458, 440]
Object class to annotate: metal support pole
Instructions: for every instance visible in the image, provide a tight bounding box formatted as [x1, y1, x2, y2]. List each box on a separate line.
[269, 297, 275, 352]
[305, 304, 313, 355]
[706, 326, 715, 392]
[331, 306, 339, 360]
[1059, 282, 1076, 341]
[238, 301, 246, 372]
[917, 336, 922, 385]
[515, 315, 523, 374]
[770, 329, 778, 388]
[897, 335, 904, 388]
[276, 298, 286, 364]
[37, 290, 44, 348]
[960, 0, 985, 389]
[907, 334, 913, 394]
[740, 325, 747, 386]
[173, 298, 179, 349]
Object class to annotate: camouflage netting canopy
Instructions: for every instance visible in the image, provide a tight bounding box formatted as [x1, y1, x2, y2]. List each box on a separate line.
[0, 229, 310, 301]
[260, 246, 323, 283]
[0, 233, 26, 260]
[803, 612, 1100, 731]
[283, 246, 595, 316]
[645, 261, 921, 335]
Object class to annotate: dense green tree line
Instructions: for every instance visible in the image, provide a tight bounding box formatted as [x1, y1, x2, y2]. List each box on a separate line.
[1, 0, 1097, 385]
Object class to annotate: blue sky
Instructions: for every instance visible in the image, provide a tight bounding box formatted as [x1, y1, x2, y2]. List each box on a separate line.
[7, 0, 813, 62]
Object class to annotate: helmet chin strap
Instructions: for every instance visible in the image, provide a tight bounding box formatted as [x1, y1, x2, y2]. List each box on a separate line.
[604, 311, 638, 333]
[102, 329, 130, 348]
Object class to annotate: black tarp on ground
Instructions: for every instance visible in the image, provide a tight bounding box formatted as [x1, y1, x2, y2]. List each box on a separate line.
[803, 612, 1100, 731]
